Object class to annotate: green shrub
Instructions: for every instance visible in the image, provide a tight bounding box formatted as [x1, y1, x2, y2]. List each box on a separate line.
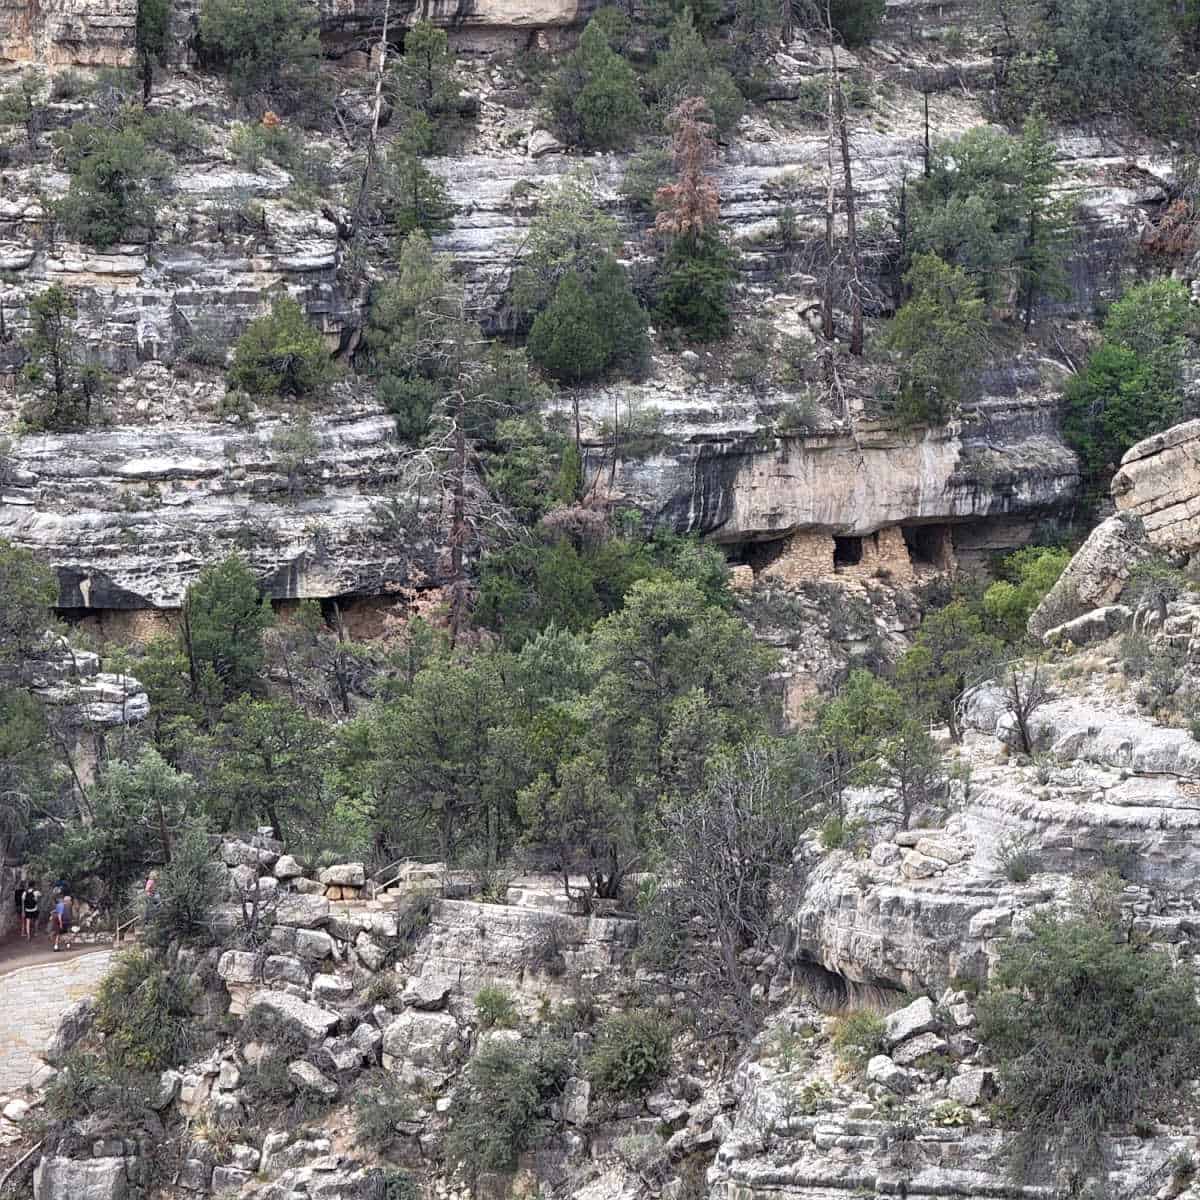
[978, 909, 1200, 1179]
[354, 1069, 416, 1150]
[18, 284, 107, 430]
[818, 813, 863, 850]
[829, 1009, 885, 1073]
[95, 949, 197, 1071]
[995, 0, 1173, 127]
[884, 254, 990, 427]
[474, 985, 519, 1029]
[231, 121, 333, 195]
[655, 231, 736, 343]
[543, 18, 644, 150]
[585, 1011, 673, 1100]
[619, 142, 673, 211]
[996, 832, 1039, 883]
[982, 545, 1071, 643]
[198, 0, 321, 109]
[367, 1171, 421, 1200]
[528, 257, 647, 382]
[1063, 280, 1199, 492]
[228, 295, 332, 399]
[649, 9, 743, 135]
[827, 0, 886, 45]
[54, 123, 169, 247]
[383, 152, 455, 238]
[43, 1050, 159, 1123]
[143, 822, 223, 948]
[387, 21, 463, 151]
[446, 1035, 570, 1177]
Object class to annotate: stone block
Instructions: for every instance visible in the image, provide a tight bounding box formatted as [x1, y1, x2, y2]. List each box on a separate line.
[211, 1165, 253, 1194]
[865, 1055, 913, 1095]
[319, 863, 366, 887]
[289, 1060, 338, 1098]
[247, 990, 340, 1042]
[947, 1067, 997, 1106]
[295, 929, 336, 960]
[891, 1031, 948, 1067]
[275, 894, 331, 929]
[217, 950, 258, 985]
[274, 854, 304, 879]
[884, 996, 938, 1047]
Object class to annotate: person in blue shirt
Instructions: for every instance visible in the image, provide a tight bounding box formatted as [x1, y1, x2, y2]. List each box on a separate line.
[50, 894, 73, 951]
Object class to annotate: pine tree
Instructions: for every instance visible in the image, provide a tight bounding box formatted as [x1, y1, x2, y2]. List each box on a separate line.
[1013, 115, 1071, 331]
[543, 19, 645, 150]
[19, 285, 107, 430]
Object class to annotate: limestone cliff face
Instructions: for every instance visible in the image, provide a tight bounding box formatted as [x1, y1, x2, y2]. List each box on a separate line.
[0, 407, 441, 608]
[0, 0, 135, 67]
[1112, 417, 1200, 551]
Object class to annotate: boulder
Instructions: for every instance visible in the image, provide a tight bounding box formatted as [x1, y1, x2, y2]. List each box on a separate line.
[1042, 605, 1131, 647]
[1028, 515, 1149, 639]
[403, 976, 452, 1011]
[33, 1156, 134, 1200]
[247, 990, 340, 1042]
[865, 1055, 914, 1095]
[274, 855, 304, 879]
[295, 929, 336, 960]
[319, 863, 365, 887]
[891, 1031, 949, 1067]
[527, 129, 563, 158]
[382, 1010, 460, 1086]
[947, 1067, 997, 1106]
[1113, 419, 1200, 553]
[265, 955, 310, 987]
[3, 1099, 30, 1122]
[211, 1165, 253, 1194]
[312, 973, 355, 1003]
[288, 1060, 338, 1098]
[884, 996, 938, 1047]
[275, 894, 331, 929]
[43, 997, 96, 1066]
[323, 1035, 364, 1072]
[221, 839, 279, 870]
[217, 950, 258, 985]
[913, 838, 967, 865]
[351, 1022, 383, 1061]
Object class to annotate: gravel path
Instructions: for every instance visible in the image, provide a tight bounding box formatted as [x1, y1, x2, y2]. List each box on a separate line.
[0, 950, 113, 1094]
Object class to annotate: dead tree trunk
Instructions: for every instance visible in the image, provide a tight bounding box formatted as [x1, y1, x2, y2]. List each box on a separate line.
[829, 26, 863, 357]
[822, 64, 837, 344]
[352, 0, 392, 230]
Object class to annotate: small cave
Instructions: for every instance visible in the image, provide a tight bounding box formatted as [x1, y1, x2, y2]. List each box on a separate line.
[833, 535, 864, 567]
[902, 523, 954, 569]
[790, 957, 908, 1013]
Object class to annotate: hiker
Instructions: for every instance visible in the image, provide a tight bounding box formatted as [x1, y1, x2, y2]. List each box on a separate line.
[50, 893, 73, 952]
[144, 870, 160, 920]
[20, 882, 40, 941]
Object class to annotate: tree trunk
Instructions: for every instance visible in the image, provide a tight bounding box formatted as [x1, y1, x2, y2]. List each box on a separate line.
[352, 0, 392, 230]
[830, 35, 863, 356]
[448, 398, 467, 648]
[822, 64, 837, 344]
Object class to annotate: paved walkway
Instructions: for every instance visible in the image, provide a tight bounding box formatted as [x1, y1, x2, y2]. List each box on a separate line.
[0, 950, 114, 1094]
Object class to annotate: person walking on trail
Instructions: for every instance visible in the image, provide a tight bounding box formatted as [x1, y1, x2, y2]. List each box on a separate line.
[50, 893, 73, 951]
[20, 882, 40, 941]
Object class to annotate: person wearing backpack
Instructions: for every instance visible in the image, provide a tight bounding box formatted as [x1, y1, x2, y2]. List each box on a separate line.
[50, 894, 73, 951]
[20, 882, 40, 940]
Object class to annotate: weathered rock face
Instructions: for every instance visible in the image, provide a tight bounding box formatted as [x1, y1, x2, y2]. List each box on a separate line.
[1028, 514, 1150, 638]
[1112, 418, 1200, 551]
[2, 407, 442, 609]
[585, 393, 1078, 548]
[0, 0, 135, 67]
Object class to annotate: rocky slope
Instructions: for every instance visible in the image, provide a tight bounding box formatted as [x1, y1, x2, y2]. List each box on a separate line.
[0, 0, 1176, 616]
